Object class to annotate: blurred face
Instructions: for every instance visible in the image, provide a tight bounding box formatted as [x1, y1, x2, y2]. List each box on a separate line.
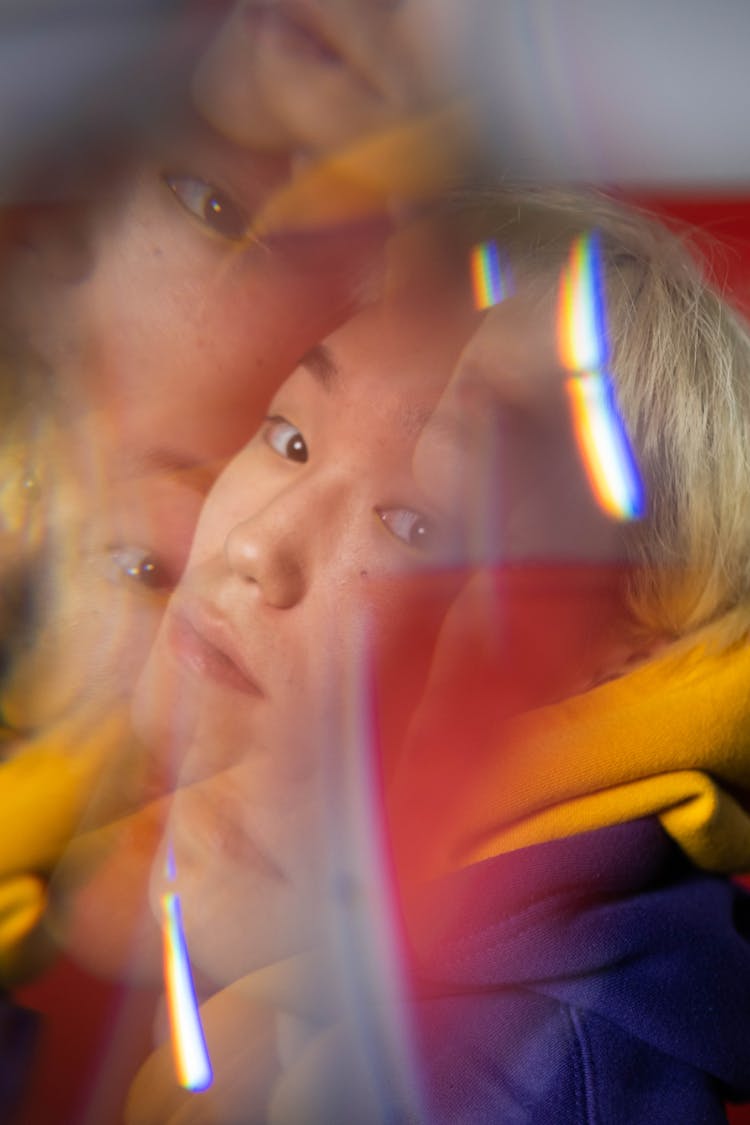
[410, 288, 637, 722]
[415, 290, 629, 566]
[192, 0, 486, 153]
[52, 281, 479, 984]
[6, 124, 385, 581]
[390, 290, 643, 886]
[0, 125, 385, 728]
[48, 254, 638, 982]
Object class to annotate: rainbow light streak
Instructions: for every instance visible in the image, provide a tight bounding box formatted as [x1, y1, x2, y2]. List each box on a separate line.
[161, 848, 213, 1092]
[470, 241, 512, 310]
[566, 373, 644, 520]
[558, 232, 645, 520]
[557, 230, 609, 372]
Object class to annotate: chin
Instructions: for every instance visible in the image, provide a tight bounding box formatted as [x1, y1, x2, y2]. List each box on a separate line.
[46, 800, 168, 984]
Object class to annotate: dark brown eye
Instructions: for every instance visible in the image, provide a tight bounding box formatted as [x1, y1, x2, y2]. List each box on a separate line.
[264, 418, 309, 463]
[164, 174, 248, 241]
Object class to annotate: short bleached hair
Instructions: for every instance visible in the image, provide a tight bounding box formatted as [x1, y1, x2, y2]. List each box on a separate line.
[445, 185, 750, 647]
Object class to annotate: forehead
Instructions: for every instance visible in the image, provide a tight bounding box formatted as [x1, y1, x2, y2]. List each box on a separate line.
[452, 289, 562, 405]
[318, 274, 482, 401]
[325, 279, 562, 411]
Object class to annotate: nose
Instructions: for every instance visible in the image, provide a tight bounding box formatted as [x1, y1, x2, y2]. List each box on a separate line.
[224, 505, 308, 609]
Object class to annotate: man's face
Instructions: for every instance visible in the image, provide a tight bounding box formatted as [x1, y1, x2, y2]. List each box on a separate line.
[52, 281, 480, 985]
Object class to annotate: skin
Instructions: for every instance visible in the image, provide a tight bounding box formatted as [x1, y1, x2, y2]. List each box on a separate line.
[413, 289, 630, 569]
[0, 121, 387, 729]
[390, 290, 650, 886]
[50, 265, 644, 990]
[0, 118, 388, 987]
[49, 275, 481, 985]
[47, 257, 651, 1125]
[191, 0, 484, 153]
[5, 121, 386, 485]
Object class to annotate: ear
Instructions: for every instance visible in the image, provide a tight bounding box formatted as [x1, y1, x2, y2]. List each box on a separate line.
[6, 203, 94, 285]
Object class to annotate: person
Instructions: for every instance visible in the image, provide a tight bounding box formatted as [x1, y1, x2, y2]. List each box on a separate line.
[42, 188, 750, 1122]
[392, 187, 750, 883]
[47, 212, 479, 977]
[191, 0, 485, 156]
[390, 190, 750, 1123]
[5, 6, 750, 1116]
[188, 0, 482, 241]
[0, 62, 394, 1122]
[0, 5, 471, 1114]
[0, 0, 494, 1012]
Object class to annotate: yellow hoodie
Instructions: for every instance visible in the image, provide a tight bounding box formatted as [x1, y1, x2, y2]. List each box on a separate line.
[0, 705, 131, 981]
[431, 628, 750, 877]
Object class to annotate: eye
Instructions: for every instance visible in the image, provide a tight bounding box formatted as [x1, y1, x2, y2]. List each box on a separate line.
[377, 508, 438, 552]
[163, 174, 248, 240]
[107, 544, 172, 589]
[264, 417, 309, 463]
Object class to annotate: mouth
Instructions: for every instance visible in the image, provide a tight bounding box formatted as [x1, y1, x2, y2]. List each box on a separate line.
[167, 603, 265, 699]
[244, 1, 346, 67]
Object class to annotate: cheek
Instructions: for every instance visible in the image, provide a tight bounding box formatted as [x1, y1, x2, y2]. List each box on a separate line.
[81, 192, 384, 463]
[182, 449, 264, 568]
[84, 234, 276, 453]
[103, 477, 210, 587]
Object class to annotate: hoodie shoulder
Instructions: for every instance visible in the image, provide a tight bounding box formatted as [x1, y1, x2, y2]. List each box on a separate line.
[405, 820, 749, 1123]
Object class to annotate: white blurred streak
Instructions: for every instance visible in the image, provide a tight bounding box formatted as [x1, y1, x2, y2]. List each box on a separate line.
[475, 0, 750, 186]
[317, 624, 426, 1123]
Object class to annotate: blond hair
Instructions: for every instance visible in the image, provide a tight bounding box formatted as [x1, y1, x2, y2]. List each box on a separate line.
[445, 186, 750, 647]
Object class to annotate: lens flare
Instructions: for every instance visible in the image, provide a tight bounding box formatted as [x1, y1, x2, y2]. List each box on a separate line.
[161, 847, 213, 1092]
[565, 372, 644, 520]
[318, 636, 427, 1122]
[557, 230, 609, 372]
[470, 241, 512, 310]
[558, 232, 645, 520]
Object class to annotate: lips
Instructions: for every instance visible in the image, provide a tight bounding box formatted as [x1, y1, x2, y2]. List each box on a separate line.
[167, 601, 264, 699]
[244, 1, 345, 67]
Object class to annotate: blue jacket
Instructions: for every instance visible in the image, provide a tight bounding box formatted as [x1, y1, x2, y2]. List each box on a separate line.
[405, 820, 750, 1123]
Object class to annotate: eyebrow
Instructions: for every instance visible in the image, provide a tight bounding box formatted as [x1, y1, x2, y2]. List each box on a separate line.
[298, 346, 476, 449]
[299, 344, 340, 391]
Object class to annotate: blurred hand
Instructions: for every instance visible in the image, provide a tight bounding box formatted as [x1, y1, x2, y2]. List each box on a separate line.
[124, 951, 384, 1125]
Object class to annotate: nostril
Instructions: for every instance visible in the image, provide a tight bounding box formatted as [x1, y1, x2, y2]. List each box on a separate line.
[263, 555, 307, 609]
[224, 521, 307, 609]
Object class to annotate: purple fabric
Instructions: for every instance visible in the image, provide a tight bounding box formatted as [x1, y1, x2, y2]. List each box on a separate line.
[0, 993, 38, 1124]
[402, 820, 750, 1123]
